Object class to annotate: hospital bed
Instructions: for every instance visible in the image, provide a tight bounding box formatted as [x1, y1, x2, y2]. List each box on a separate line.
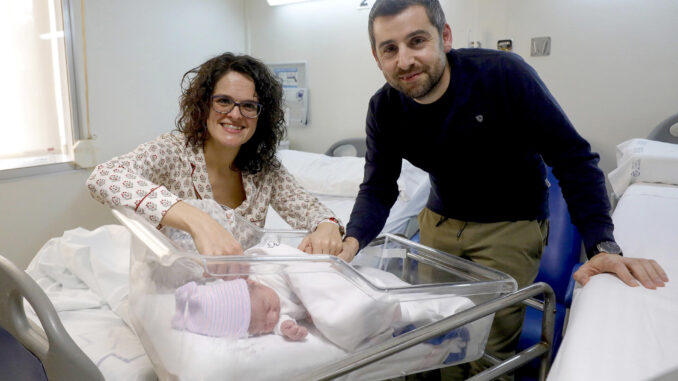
[0, 143, 560, 380]
[266, 141, 429, 238]
[547, 115, 678, 381]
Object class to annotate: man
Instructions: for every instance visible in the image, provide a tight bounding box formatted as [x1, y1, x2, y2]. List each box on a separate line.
[338, 0, 668, 379]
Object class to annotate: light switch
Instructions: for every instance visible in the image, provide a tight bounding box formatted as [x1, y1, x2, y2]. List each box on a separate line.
[531, 37, 551, 56]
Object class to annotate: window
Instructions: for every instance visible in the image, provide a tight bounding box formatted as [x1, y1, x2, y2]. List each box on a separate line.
[0, 0, 80, 175]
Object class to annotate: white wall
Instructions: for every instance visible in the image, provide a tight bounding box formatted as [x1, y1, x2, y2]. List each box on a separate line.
[467, 0, 678, 175]
[0, 0, 246, 269]
[246, 0, 385, 152]
[80, 0, 247, 162]
[248, 0, 678, 177]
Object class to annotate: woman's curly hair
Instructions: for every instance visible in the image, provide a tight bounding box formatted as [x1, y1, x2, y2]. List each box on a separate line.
[176, 53, 285, 174]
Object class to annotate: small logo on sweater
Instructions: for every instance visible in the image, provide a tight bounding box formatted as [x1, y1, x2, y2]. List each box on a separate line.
[475, 115, 484, 122]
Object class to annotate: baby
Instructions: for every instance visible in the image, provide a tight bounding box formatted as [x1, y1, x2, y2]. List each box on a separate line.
[170, 278, 308, 341]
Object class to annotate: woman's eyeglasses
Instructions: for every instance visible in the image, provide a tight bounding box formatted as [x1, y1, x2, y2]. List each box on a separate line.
[211, 95, 263, 119]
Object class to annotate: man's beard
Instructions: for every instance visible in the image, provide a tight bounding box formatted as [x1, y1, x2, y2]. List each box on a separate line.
[388, 53, 446, 100]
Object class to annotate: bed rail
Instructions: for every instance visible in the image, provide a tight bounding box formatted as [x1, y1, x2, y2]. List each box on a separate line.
[295, 282, 556, 381]
[324, 138, 367, 157]
[0, 255, 104, 381]
[647, 112, 678, 143]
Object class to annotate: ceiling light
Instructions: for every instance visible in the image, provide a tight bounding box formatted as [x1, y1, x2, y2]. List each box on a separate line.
[266, 0, 312, 6]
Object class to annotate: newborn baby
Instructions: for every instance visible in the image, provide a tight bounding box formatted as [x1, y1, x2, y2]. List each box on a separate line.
[171, 278, 308, 341]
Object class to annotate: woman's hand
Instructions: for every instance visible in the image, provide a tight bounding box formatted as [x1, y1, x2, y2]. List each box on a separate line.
[162, 201, 247, 278]
[298, 222, 343, 255]
[161, 201, 243, 256]
[189, 217, 243, 256]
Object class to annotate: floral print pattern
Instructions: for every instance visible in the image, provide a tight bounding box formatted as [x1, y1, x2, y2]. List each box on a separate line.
[87, 133, 341, 232]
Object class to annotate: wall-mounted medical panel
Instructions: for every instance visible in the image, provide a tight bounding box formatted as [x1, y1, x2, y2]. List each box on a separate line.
[269, 62, 309, 128]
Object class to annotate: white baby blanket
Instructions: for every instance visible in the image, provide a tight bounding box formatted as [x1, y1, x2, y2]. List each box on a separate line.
[246, 243, 401, 351]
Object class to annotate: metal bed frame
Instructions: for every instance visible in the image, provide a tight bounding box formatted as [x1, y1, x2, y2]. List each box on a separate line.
[0, 233, 556, 381]
[0, 255, 104, 381]
[299, 282, 555, 381]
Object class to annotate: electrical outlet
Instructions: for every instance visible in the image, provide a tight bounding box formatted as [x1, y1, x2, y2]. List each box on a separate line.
[498, 39, 513, 51]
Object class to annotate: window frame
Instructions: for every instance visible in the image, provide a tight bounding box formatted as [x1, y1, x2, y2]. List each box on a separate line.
[0, 0, 84, 181]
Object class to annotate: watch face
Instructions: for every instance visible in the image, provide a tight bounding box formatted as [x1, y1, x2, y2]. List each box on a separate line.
[598, 241, 621, 254]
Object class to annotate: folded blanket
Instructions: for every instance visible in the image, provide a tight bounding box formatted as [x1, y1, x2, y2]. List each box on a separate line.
[25, 225, 131, 314]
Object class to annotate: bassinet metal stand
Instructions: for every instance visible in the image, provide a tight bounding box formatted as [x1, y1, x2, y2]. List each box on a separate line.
[296, 282, 556, 381]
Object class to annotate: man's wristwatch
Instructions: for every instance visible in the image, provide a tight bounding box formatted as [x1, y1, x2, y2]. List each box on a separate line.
[595, 241, 622, 255]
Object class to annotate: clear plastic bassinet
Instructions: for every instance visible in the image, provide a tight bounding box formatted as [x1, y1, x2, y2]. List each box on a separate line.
[112, 207, 517, 381]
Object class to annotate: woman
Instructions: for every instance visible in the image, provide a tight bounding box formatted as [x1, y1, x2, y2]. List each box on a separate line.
[87, 53, 343, 255]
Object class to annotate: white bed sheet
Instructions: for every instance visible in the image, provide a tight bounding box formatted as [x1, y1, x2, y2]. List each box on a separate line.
[24, 224, 485, 381]
[24, 226, 156, 381]
[548, 183, 678, 381]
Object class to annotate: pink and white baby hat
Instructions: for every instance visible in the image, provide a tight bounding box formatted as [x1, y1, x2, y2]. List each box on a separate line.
[171, 279, 251, 338]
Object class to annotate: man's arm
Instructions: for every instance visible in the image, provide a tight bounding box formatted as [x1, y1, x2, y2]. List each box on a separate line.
[505, 53, 668, 289]
[341, 95, 402, 261]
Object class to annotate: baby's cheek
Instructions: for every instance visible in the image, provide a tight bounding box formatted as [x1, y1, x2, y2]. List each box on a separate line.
[248, 313, 264, 335]
[266, 310, 279, 332]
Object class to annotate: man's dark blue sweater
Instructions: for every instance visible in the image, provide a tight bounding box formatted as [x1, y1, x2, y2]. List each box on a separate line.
[345, 48, 614, 257]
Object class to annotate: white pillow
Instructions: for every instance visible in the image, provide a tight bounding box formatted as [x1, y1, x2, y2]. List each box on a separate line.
[608, 138, 678, 196]
[278, 149, 364, 197]
[398, 160, 429, 202]
[277, 149, 429, 200]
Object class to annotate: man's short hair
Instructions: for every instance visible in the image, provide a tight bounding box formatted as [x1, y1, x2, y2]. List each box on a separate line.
[368, 0, 447, 51]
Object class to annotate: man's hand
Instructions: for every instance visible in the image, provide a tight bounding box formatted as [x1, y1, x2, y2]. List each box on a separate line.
[337, 237, 360, 263]
[573, 252, 669, 289]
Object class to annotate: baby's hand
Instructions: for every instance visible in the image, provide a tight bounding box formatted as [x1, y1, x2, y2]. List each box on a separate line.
[280, 320, 308, 341]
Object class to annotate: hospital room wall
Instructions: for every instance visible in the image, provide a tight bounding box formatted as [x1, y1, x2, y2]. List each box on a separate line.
[0, 0, 247, 269]
[468, 0, 678, 177]
[245, 0, 385, 154]
[247, 0, 678, 177]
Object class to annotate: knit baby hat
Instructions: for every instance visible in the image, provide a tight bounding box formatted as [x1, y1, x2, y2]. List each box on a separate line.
[171, 279, 251, 338]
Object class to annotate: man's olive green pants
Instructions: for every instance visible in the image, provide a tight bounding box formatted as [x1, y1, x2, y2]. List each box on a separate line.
[416, 208, 548, 380]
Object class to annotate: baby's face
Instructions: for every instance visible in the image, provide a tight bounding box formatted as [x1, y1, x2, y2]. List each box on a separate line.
[247, 281, 281, 335]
